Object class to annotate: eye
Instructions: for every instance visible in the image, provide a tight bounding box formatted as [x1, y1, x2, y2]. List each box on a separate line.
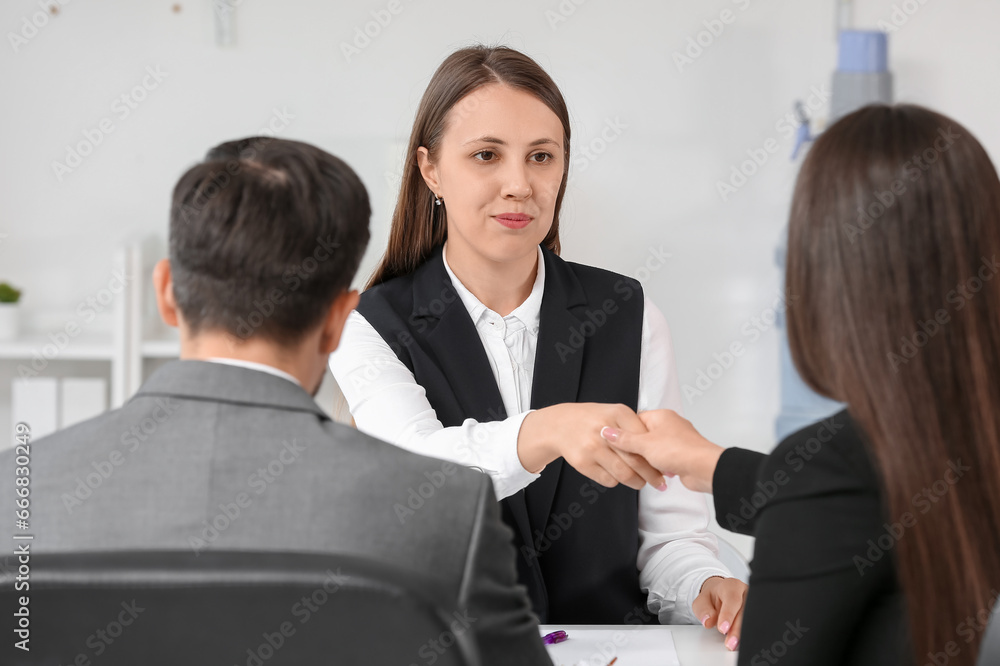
[473, 150, 497, 162]
[530, 152, 554, 164]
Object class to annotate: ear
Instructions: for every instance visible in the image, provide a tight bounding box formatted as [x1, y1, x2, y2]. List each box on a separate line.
[416, 146, 441, 198]
[152, 258, 180, 328]
[318, 289, 361, 355]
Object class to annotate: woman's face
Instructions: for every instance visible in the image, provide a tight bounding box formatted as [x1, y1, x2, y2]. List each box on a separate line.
[417, 83, 565, 267]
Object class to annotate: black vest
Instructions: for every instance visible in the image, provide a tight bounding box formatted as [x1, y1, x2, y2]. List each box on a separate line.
[357, 244, 652, 624]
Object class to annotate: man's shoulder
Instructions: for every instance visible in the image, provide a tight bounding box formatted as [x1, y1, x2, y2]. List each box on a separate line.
[318, 420, 490, 498]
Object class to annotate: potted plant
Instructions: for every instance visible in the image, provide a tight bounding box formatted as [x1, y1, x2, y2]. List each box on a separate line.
[0, 282, 22, 340]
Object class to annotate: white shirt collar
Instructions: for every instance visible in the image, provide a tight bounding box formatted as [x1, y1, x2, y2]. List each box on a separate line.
[204, 357, 302, 388]
[442, 242, 545, 335]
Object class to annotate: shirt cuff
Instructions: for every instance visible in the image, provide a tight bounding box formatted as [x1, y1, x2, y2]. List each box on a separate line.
[491, 410, 541, 500]
[681, 567, 736, 624]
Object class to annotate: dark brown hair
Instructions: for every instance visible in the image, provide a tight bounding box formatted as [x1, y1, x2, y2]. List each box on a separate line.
[170, 136, 371, 344]
[365, 45, 571, 289]
[787, 104, 1000, 665]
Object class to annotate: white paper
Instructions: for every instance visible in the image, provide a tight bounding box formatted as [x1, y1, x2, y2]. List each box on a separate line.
[541, 627, 681, 666]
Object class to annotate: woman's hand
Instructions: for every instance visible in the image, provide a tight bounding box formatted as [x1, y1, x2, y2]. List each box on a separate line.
[518, 403, 667, 490]
[695, 576, 748, 651]
[600, 409, 724, 494]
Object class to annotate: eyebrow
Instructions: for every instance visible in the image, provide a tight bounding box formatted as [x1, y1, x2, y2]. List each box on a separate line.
[463, 135, 561, 148]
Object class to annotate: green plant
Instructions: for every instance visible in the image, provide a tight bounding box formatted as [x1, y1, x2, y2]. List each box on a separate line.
[0, 282, 22, 304]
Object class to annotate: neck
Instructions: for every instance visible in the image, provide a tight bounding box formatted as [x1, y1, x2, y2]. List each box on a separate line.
[444, 243, 537, 317]
[178, 330, 320, 395]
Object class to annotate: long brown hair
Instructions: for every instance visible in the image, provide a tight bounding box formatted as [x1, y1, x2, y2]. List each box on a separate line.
[787, 104, 1000, 665]
[365, 45, 571, 289]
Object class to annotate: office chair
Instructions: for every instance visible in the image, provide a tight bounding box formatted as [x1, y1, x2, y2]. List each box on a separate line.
[977, 596, 1000, 666]
[1, 550, 480, 666]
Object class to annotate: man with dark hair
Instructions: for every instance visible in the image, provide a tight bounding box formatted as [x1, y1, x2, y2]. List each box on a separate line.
[0, 137, 551, 664]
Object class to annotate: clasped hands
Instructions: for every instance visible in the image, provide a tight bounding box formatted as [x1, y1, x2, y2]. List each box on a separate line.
[518, 403, 724, 494]
[517, 404, 745, 652]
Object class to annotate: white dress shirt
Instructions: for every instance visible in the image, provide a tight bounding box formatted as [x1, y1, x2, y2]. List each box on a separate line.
[205, 357, 302, 387]
[329, 244, 731, 623]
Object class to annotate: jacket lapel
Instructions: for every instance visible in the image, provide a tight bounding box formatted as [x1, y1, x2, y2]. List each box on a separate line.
[410, 246, 508, 424]
[525, 245, 588, 539]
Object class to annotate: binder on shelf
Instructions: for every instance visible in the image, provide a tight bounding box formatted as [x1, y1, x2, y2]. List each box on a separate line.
[12, 377, 59, 440]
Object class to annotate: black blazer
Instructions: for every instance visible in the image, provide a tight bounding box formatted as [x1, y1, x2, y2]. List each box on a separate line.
[713, 410, 911, 665]
[357, 244, 651, 624]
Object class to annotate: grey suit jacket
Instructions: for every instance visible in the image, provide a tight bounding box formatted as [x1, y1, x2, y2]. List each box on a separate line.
[0, 360, 551, 665]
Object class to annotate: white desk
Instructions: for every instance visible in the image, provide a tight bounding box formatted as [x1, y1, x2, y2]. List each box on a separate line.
[539, 624, 738, 666]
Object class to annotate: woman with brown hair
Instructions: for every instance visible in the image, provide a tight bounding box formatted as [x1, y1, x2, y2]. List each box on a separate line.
[329, 44, 747, 643]
[604, 103, 1000, 664]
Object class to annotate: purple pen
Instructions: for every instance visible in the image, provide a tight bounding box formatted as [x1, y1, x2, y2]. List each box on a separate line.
[542, 630, 568, 645]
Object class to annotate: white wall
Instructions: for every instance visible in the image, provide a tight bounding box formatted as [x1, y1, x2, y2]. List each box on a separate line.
[2, 0, 999, 556]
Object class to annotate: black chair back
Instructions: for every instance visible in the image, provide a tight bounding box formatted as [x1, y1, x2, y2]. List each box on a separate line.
[1, 550, 480, 666]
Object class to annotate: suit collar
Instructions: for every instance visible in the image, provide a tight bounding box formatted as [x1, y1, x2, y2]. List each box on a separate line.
[133, 360, 330, 420]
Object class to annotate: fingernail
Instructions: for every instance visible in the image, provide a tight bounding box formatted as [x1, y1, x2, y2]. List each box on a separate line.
[600, 426, 619, 443]
[656, 482, 668, 491]
[719, 621, 731, 634]
[726, 636, 739, 651]
[700, 614, 710, 628]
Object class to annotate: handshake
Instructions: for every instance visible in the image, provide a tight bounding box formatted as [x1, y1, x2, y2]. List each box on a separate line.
[518, 404, 725, 494]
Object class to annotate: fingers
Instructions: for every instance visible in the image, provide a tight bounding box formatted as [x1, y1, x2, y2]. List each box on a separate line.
[595, 448, 646, 490]
[713, 579, 748, 652]
[691, 588, 719, 630]
[726, 602, 745, 652]
[613, 403, 648, 435]
[612, 449, 666, 490]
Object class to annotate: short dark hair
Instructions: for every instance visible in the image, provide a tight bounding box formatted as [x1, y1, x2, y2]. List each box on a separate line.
[169, 136, 371, 344]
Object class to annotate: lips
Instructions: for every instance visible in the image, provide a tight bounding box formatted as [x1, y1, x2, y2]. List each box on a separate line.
[494, 213, 532, 230]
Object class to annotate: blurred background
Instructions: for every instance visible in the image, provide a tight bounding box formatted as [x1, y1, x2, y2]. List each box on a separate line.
[1, 0, 997, 557]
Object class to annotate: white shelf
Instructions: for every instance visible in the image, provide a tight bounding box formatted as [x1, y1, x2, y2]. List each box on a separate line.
[0, 330, 116, 361]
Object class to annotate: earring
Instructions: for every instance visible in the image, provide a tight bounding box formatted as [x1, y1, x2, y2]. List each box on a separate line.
[434, 194, 443, 206]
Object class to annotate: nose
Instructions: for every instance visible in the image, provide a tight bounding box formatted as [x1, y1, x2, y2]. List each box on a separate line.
[500, 162, 532, 200]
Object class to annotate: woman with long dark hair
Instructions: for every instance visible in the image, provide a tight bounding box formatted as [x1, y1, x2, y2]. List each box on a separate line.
[330, 45, 748, 643]
[604, 103, 1000, 664]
